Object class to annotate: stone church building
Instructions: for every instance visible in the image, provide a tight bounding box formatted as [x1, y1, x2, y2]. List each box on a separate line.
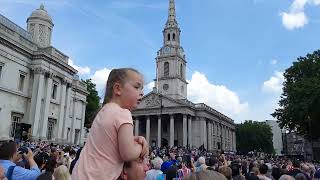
[0, 5, 88, 145]
[132, 0, 236, 151]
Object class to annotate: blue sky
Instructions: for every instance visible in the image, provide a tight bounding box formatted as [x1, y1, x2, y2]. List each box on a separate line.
[1, 0, 320, 123]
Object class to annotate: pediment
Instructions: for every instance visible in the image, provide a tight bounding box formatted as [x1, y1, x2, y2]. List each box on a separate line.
[136, 92, 185, 109]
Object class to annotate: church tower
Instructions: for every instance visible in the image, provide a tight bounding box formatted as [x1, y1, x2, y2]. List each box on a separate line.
[155, 0, 187, 99]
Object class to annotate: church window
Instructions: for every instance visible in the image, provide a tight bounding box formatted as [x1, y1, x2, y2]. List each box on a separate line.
[52, 83, 58, 99]
[18, 74, 25, 92]
[47, 118, 55, 140]
[167, 33, 170, 41]
[164, 62, 169, 77]
[173, 33, 175, 41]
[10, 113, 23, 137]
[180, 64, 183, 77]
[0, 65, 3, 79]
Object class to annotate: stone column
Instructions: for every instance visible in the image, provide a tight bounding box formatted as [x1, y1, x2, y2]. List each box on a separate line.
[183, 114, 187, 147]
[188, 116, 192, 148]
[200, 118, 207, 149]
[170, 114, 174, 147]
[79, 101, 86, 145]
[30, 68, 45, 138]
[71, 97, 77, 144]
[134, 118, 139, 136]
[40, 73, 53, 140]
[146, 116, 150, 144]
[207, 122, 211, 150]
[157, 115, 161, 147]
[233, 131, 236, 152]
[204, 119, 207, 149]
[62, 83, 71, 142]
[57, 80, 67, 142]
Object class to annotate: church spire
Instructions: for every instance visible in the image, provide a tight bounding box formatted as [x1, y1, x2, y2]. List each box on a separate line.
[165, 0, 178, 28]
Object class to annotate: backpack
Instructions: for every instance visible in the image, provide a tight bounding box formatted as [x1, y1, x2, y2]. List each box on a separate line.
[6, 166, 16, 180]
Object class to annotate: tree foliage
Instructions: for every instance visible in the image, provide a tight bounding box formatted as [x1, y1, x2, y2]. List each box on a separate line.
[236, 120, 274, 154]
[82, 79, 100, 128]
[272, 50, 320, 140]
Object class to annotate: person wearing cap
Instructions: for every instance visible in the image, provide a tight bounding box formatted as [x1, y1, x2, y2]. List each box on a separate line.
[0, 141, 40, 180]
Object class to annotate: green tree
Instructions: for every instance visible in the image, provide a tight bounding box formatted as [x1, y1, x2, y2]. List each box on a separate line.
[236, 120, 274, 154]
[272, 50, 320, 140]
[82, 79, 100, 128]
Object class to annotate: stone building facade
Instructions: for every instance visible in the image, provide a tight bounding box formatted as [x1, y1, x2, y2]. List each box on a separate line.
[0, 5, 88, 145]
[132, 0, 236, 151]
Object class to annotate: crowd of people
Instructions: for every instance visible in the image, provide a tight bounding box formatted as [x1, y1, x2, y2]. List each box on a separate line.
[1, 68, 319, 180]
[0, 140, 81, 180]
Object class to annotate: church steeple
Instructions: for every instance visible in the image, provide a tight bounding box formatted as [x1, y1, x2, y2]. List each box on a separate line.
[155, 0, 187, 100]
[163, 0, 181, 46]
[166, 0, 178, 28]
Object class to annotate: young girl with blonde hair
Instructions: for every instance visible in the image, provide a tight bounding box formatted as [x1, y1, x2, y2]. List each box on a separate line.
[72, 68, 149, 180]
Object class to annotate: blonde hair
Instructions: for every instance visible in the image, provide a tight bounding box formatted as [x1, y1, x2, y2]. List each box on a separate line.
[103, 68, 141, 105]
[53, 165, 71, 180]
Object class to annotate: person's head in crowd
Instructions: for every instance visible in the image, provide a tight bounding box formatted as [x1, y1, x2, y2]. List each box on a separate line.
[63, 146, 71, 153]
[207, 156, 218, 168]
[51, 147, 58, 158]
[272, 167, 281, 180]
[102, 68, 143, 111]
[164, 165, 178, 180]
[45, 157, 57, 173]
[295, 173, 307, 180]
[292, 160, 301, 169]
[53, 165, 71, 180]
[259, 164, 268, 175]
[230, 163, 241, 177]
[183, 170, 228, 180]
[219, 166, 232, 180]
[69, 149, 76, 158]
[198, 157, 206, 166]
[34, 151, 50, 169]
[119, 158, 149, 180]
[151, 157, 163, 170]
[0, 141, 20, 162]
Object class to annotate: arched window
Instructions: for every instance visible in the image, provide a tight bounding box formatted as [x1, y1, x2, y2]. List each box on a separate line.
[173, 33, 176, 41]
[164, 62, 169, 77]
[180, 64, 183, 77]
[167, 34, 170, 41]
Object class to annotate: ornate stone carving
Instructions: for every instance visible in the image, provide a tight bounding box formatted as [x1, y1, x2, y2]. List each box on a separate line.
[29, 24, 35, 38]
[33, 67, 46, 75]
[145, 94, 161, 107]
[38, 24, 47, 47]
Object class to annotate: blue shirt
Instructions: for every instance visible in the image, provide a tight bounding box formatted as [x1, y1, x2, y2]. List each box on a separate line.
[0, 160, 41, 180]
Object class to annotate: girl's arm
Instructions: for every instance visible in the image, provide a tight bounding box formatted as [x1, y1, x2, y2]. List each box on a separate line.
[118, 123, 143, 161]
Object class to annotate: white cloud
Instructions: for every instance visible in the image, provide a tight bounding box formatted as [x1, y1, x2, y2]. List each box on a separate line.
[280, 0, 320, 30]
[281, 12, 308, 30]
[69, 59, 91, 75]
[270, 59, 277, 65]
[187, 71, 249, 115]
[262, 71, 284, 93]
[91, 68, 112, 92]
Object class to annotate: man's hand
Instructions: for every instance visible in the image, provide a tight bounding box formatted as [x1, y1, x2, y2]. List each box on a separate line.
[23, 148, 34, 161]
[134, 136, 149, 158]
[0, 166, 5, 180]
